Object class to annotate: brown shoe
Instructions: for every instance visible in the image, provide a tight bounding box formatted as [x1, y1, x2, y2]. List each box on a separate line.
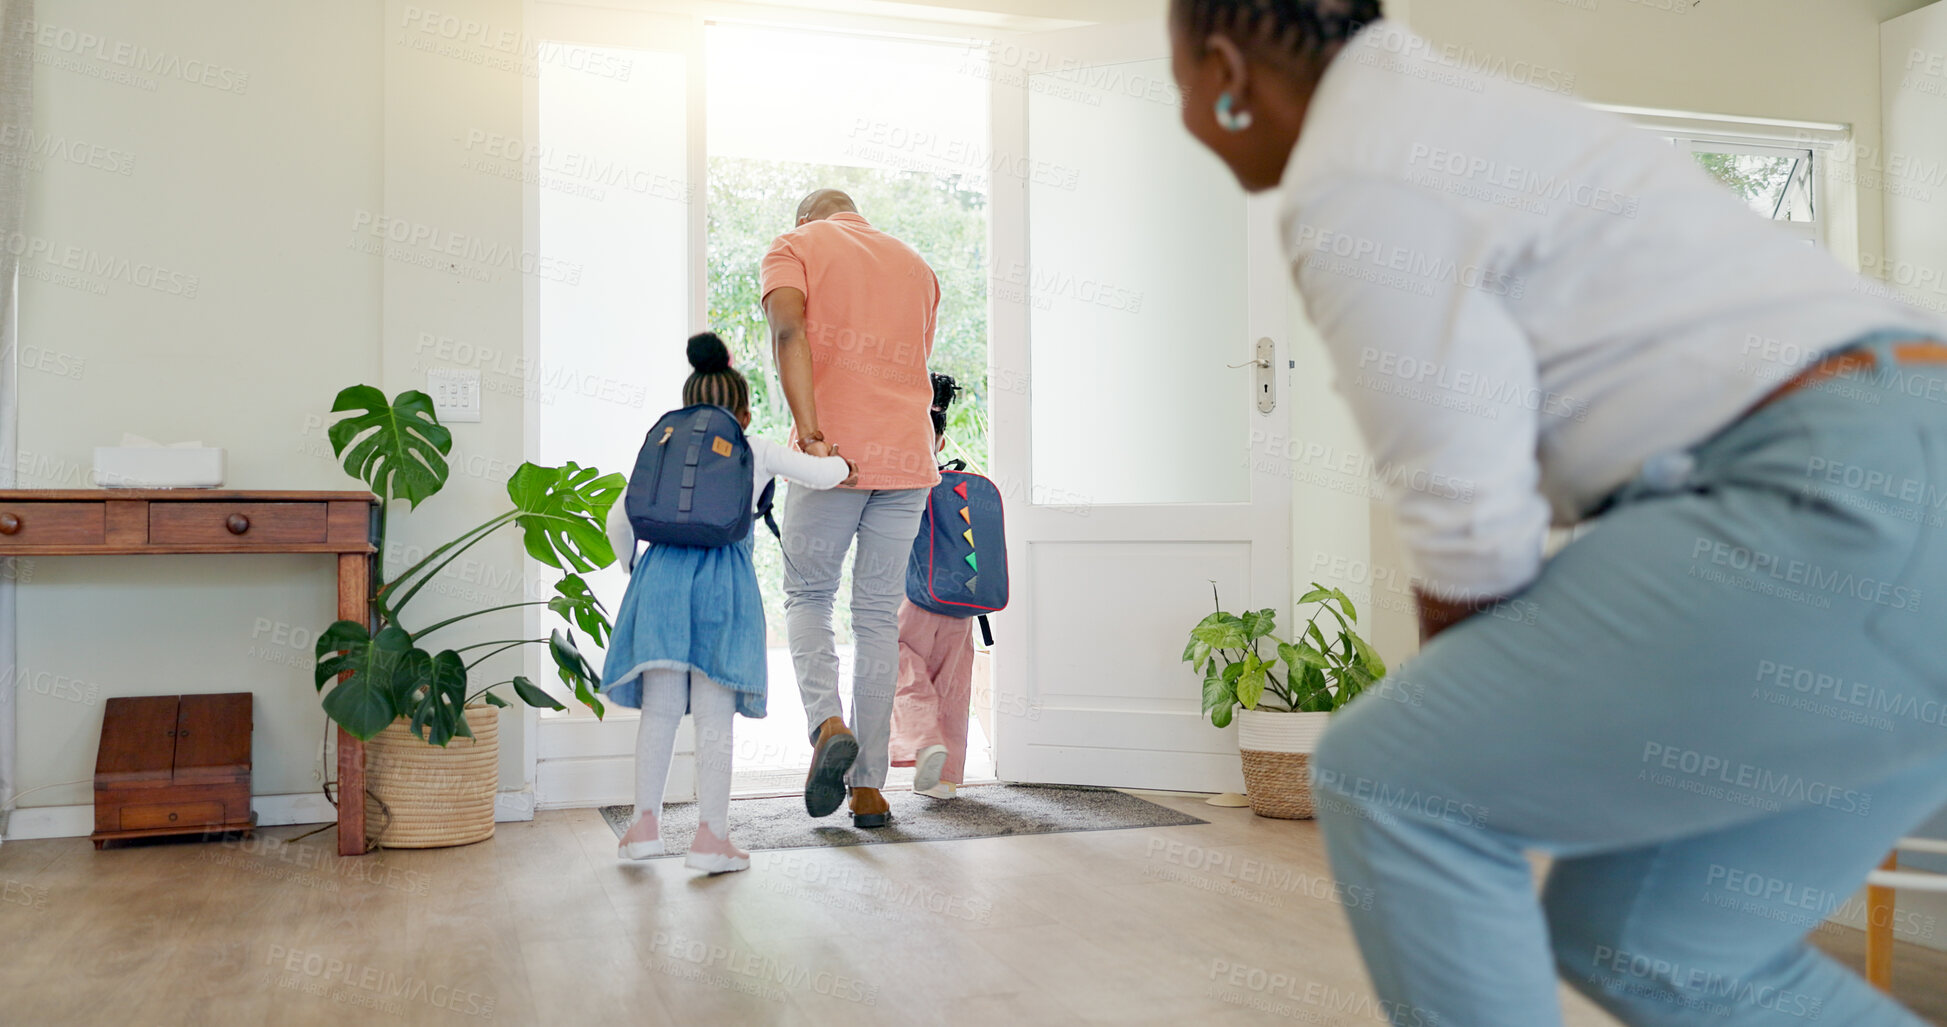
[848, 786, 890, 829]
[803, 716, 858, 818]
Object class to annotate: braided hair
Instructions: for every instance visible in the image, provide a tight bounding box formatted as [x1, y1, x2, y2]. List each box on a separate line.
[682, 332, 750, 417]
[1175, 0, 1383, 61]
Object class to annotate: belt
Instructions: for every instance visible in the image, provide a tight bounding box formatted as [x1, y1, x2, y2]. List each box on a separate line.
[1750, 339, 1947, 415]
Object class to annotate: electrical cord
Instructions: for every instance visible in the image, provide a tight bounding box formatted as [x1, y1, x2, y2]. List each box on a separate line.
[315, 714, 390, 853]
[0, 777, 97, 812]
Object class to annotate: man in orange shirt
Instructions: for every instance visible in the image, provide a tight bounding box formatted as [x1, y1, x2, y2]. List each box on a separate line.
[762, 189, 941, 828]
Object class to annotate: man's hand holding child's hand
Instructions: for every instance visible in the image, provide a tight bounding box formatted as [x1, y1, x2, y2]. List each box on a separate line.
[834, 446, 860, 488]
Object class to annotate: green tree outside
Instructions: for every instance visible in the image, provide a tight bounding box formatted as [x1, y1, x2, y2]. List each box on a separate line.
[1694, 151, 1806, 220]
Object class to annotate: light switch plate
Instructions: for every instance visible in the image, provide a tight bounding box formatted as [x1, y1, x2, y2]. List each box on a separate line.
[427, 369, 482, 423]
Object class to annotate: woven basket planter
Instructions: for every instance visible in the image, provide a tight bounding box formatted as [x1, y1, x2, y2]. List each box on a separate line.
[363, 704, 498, 849]
[1237, 709, 1331, 820]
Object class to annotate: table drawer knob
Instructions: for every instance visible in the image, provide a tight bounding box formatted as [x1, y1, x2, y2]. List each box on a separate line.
[0, 513, 18, 535]
[225, 514, 250, 535]
[167, 812, 179, 822]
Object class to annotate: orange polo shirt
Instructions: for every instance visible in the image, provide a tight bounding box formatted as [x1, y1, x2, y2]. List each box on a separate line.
[760, 212, 942, 491]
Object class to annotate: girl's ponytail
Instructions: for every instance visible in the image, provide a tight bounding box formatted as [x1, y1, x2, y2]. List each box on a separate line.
[682, 332, 750, 416]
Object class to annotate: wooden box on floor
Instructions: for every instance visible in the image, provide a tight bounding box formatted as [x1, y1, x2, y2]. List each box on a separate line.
[91, 693, 255, 849]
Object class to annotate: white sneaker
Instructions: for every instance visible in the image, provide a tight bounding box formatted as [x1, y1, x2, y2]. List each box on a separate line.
[684, 822, 750, 874]
[617, 811, 665, 860]
[912, 745, 949, 793]
[916, 781, 957, 800]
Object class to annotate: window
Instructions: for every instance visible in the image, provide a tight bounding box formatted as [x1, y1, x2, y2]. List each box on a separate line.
[1674, 138, 1819, 245]
[1591, 104, 1843, 249]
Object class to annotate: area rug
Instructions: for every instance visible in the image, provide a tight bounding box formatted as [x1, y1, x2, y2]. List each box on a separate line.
[599, 784, 1205, 857]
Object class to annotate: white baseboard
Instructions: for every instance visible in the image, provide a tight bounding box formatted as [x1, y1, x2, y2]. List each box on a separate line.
[539, 710, 647, 759]
[536, 709, 693, 809]
[494, 789, 537, 822]
[3, 789, 538, 842]
[537, 754, 694, 809]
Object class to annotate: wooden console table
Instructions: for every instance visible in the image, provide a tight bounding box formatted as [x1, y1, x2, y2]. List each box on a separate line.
[0, 489, 379, 856]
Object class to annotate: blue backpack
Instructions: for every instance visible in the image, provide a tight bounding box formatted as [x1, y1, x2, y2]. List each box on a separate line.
[626, 404, 777, 548]
[906, 461, 1008, 643]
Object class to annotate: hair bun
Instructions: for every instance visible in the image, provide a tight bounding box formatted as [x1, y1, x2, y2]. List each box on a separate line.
[687, 332, 732, 373]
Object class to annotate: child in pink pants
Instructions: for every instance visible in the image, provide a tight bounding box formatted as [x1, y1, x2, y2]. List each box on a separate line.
[890, 375, 973, 798]
[890, 601, 975, 797]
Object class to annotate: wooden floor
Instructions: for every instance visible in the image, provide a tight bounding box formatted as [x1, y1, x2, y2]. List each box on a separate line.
[2, 793, 1943, 1025]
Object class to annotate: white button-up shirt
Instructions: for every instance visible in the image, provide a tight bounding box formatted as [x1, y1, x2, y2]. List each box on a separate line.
[1280, 19, 1944, 601]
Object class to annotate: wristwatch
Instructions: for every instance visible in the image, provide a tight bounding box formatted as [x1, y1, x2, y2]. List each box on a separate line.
[795, 430, 826, 452]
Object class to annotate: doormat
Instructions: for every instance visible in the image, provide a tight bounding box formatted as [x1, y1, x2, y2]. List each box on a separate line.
[600, 784, 1205, 857]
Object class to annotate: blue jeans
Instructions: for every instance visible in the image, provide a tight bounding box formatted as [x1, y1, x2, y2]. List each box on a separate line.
[780, 485, 929, 790]
[1314, 332, 1947, 1026]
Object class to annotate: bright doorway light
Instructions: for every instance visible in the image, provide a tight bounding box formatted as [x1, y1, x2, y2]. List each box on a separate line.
[707, 23, 989, 170]
[704, 23, 996, 793]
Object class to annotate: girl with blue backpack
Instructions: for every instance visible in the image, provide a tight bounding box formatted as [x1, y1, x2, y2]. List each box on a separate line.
[602, 333, 855, 873]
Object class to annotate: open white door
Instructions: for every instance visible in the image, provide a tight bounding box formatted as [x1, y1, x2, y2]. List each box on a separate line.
[526, 2, 703, 807]
[988, 21, 1292, 792]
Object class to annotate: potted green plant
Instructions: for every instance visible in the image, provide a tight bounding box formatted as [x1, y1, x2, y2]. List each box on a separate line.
[313, 385, 624, 848]
[1183, 582, 1386, 819]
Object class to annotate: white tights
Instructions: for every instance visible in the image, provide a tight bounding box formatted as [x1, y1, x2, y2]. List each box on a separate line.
[633, 667, 736, 837]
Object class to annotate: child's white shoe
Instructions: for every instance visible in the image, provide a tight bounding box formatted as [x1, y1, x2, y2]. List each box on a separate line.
[685, 822, 750, 874]
[618, 810, 665, 860]
[916, 781, 957, 800]
[912, 744, 949, 793]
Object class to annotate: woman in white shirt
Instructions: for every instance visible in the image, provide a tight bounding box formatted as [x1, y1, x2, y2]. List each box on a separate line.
[1168, 2, 1947, 1023]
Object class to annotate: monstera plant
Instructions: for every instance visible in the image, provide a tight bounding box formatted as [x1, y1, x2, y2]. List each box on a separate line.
[314, 385, 624, 745]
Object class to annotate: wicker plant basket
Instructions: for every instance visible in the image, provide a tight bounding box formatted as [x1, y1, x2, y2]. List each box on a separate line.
[363, 704, 498, 848]
[1237, 709, 1331, 820]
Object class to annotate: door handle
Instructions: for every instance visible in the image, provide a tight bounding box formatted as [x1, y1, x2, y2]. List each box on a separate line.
[1230, 338, 1277, 414]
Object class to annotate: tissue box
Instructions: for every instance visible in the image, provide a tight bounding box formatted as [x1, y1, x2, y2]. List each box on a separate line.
[93, 447, 225, 488]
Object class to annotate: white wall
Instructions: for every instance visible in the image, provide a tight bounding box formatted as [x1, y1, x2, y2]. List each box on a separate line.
[13, 0, 545, 812]
[1871, 0, 1947, 939]
[378, 0, 537, 796]
[1403, 0, 1941, 271]
[1283, 296, 1389, 652]
[1882, 1, 1947, 325]
[15, 1, 384, 808]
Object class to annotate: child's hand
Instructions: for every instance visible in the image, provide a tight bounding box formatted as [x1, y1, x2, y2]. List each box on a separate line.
[834, 446, 861, 488]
